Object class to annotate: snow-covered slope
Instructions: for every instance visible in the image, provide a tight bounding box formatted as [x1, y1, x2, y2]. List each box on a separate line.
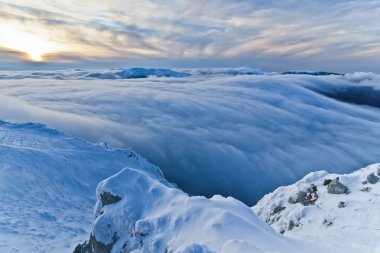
[254, 163, 380, 253]
[0, 121, 162, 253]
[74, 167, 321, 253]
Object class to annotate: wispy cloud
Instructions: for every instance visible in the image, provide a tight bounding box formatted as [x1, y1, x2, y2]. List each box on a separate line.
[0, 0, 380, 71]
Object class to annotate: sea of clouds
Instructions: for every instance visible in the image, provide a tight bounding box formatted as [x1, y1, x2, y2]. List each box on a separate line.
[1, 68, 380, 205]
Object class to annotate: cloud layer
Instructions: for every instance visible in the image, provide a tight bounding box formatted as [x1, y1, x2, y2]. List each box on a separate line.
[1, 71, 380, 205]
[1, 0, 380, 71]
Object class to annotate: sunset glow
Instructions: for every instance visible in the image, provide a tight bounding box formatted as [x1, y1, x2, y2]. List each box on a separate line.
[0, 0, 380, 71]
[0, 23, 62, 62]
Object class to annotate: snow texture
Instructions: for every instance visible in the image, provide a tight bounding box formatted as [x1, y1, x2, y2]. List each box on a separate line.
[254, 163, 380, 253]
[1, 69, 380, 205]
[0, 121, 162, 253]
[77, 167, 320, 253]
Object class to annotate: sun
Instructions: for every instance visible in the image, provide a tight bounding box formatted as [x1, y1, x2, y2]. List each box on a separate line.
[0, 23, 61, 62]
[27, 50, 44, 62]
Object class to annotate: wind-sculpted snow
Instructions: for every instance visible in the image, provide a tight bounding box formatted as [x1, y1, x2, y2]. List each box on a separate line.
[0, 121, 162, 253]
[253, 163, 380, 253]
[75, 167, 320, 253]
[1, 70, 380, 205]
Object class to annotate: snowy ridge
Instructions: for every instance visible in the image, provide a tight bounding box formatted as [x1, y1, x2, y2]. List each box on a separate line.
[1, 67, 376, 80]
[253, 163, 380, 253]
[0, 121, 163, 253]
[74, 167, 320, 253]
[0, 68, 190, 80]
[281, 70, 342, 76]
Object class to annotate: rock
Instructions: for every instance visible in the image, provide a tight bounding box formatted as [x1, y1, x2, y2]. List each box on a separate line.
[362, 181, 368, 185]
[338, 201, 346, 208]
[360, 187, 372, 192]
[377, 168, 380, 176]
[288, 220, 298, 231]
[73, 233, 118, 253]
[100, 192, 122, 206]
[288, 191, 307, 204]
[367, 173, 379, 184]
[266, 206, 286, 224]
[272, 206, 286, 215]
[323, 179, 332, 186]
[323, 219, 333, 226]
[327, 177, 349, 194]
[288, 184, 319, 206]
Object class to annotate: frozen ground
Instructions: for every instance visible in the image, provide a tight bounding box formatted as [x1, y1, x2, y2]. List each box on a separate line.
[0, 121, 162, 253]
[254, 163, 380, 253]
[0, 68, 380, 205]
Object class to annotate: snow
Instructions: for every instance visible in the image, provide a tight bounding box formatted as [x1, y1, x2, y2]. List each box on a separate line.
[253, 163, 380, 253]
[0, 68, 190, 80]
[0, 121, 162, 253]
[80, 167, 321, 253]
[0, 69, 380, 205]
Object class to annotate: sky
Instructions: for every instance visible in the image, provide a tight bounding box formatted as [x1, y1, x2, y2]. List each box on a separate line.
[0, 0, 380, 72]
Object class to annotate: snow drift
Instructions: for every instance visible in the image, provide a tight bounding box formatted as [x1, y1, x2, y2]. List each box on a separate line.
[74, 167, 319, 253]
[0, 121, 162, 253]
[1, 69, 380, 205]
[254, 163, 380, 253]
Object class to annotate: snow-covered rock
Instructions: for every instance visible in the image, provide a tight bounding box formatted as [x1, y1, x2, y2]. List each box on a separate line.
[74, 167, 320, 253]
[0, 120, 162, 253]
[253, 163, 380, 253]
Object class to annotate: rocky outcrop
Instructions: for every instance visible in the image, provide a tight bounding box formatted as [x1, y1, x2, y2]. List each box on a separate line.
[73, 233, 118, 253]
[367, 173, 379, 184]
[100, 192, 122, 206]
[288, 184, 318, 206]
[327, 177, 349, 194]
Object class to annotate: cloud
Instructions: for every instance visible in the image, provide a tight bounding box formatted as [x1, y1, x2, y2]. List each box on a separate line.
[0, 68, 190, 80]
[1, 0, 380, 71]
[1, 70, 380, 205]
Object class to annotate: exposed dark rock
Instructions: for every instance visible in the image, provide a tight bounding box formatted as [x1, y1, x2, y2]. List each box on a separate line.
[288, 191, 307, 204]
[100, 192, 122, 206]
[377, 168, 380, 177]
[338, 201, 346, 208]
[266, 206, 286, 224]
[327, 177, 349, 194]
[323, 219, 333, 227]
[73, 233, 118, 253]
[288, 184, 318, 206]
[288, 220, 299, 231]
[323, 179, 333, 186]
[272, 206, 286, 215]
[361, 187, 372, 192]
[367, 173, 379, 184]
[362, 181, 368, 185]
